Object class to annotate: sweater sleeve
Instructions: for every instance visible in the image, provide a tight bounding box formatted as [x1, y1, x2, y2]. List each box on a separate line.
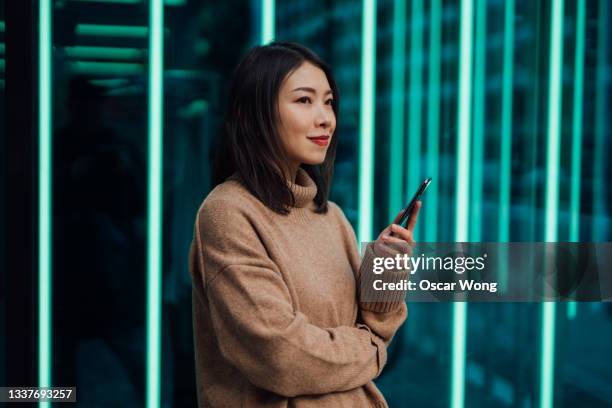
[194, 199, 388, 398]
[329, 202, 408, 346]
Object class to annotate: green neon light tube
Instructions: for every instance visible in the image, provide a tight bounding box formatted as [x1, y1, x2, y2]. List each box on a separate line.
[452, 1, 472, 408]
[388, 0, 406, 220]
[541, 1, 563, 408]
[592, 0, 608, 241]
[76, 24, 148, 37]
[470, 0, 486, 242]
[567, 0, 585, 320]
[425, 0, 441, 243]
[64, 46, 145, 60]
[0, 44, 5, 54]
[261, 0, 275, 44]
[499, 0, 514, 244]
[38, 1, 53, 407]
[70, 0, 141, 3]
[407, 0, 423, 235]
[0, 59, 4, 72]
[0, 21, 4, 32]
[358, 0, 376, 244]
[497, 0, 514, 291]
[146, 0, 164, 407]
[68, 61, 145, 75]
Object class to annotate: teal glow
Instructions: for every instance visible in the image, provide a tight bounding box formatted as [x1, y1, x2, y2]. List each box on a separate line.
[70, 0, 141, 3]
[358, 0, 376, 244]
[38, 0, 53, 406]
[497, 0, 514, 291]
[541, 1, 563, 408]
[146, 0, 164, 407]
[567, 302, 578, 320]
[70, 0, 187, 4]
[452, 302, 467, 408]
[425, 0, 441, 243]
[76, 24, 148, 37]
[407, 0, 424, 228]
[0, 59, 4, 72]
[592, 0, 608, 241]
[540, 302, 557, 408]
[388, 0, 406, 220]
[261, 0, 275, 44]
[568, 0, 585, 320]
[68, 61, 145, 75]
[470, 0, 486, 242]
[452, 1, 472, 408]
[0, 44, 5, 54]
[64, 46, 145, 60]
[0, 21, 4, 32]
[499, 0, 514, 244]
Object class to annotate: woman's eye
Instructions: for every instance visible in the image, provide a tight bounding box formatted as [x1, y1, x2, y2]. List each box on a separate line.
[297, 96, 333, 105]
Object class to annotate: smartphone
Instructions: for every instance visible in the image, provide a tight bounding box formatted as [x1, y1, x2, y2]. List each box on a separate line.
[394, 177, 432, 229]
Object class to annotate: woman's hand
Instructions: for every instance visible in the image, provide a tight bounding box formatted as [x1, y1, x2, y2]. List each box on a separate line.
[373, 201, 422, 258]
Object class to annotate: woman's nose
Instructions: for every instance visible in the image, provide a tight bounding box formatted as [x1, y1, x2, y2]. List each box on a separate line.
[315, 107, 333, 128]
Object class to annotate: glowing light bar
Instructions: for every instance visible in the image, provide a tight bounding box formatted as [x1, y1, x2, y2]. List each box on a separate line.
[388, 0, 406, 220]
[452, 1, 473, 408]
[68, 61, 144, 75]
[146, 0, 164, 407]
[425, 0, 441, 243]
[64, 46, 145, 60]
[358, 0, 376, 244]
[38, 1, 53, 407]
[261, 0, 275, 44]
[407, 0, 424, 232]
[540, 1, 564, 408]
[76, 24, 148, 37]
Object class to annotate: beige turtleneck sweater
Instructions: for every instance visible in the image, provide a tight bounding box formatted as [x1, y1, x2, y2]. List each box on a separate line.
[189, 168, 409, 407]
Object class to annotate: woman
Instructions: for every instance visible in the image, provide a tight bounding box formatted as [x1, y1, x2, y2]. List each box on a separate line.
[189, 41, 421, 408]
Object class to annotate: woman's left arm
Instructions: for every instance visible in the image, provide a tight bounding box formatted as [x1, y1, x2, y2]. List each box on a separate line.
[336, 202, 421, 347]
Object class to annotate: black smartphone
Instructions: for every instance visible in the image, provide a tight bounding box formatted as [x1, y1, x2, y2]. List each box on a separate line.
[394, 177, 432, 229]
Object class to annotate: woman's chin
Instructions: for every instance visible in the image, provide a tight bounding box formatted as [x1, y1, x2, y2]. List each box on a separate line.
[301, 155, 327, 166]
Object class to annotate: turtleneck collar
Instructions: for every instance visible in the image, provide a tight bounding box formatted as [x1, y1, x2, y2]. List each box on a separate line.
[287, 167, 318, 208]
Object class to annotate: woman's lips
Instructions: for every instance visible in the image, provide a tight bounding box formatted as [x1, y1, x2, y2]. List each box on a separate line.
[307, 136, 329, 147]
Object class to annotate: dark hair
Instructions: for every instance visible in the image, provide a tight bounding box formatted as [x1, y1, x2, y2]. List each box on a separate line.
[212, 41, 340, 215]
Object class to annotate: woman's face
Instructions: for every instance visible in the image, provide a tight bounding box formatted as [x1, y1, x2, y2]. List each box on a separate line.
[276, 62, 336, 176]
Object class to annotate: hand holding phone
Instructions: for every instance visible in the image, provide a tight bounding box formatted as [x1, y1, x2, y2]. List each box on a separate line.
[394, 177, 431, 229]
[374, 177, 431, 258]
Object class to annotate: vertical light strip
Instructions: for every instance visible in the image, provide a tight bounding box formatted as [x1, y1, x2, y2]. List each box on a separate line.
[452, 1, 472, 408]
[541, 1, 563, 408]
[591, 0, 608, 241]
[146, 0, 164, 407]
[39, 0, 53, 405]
[498, 0, 514, 291]
[358, 0, 376, 243]
[407, 0, 423, 222]
[261, 0, 275, 44]
[499, 0, 514, 243]
[425, 0, 441, 243]
[388, 0, 406, 220]
[567, 0, 585, 320]
[470, 0, 486, 242]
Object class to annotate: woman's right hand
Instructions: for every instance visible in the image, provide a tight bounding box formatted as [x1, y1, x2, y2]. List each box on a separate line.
[373, 201, 421, 259]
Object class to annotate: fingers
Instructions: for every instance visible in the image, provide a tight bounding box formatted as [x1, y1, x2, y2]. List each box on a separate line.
[387, 224, 414, 244]
[405, 201, 422, 232]
[392, 209, 406, 224]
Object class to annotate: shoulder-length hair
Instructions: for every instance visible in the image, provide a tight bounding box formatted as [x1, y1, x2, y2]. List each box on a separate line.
[212, 41, 340, 215]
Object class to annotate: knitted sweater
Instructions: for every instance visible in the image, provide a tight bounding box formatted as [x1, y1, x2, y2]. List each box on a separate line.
[189, 167, 409, 407]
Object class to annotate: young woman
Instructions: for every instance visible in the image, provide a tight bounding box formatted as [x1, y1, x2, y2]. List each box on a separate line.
[189, 41, 421, 408]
